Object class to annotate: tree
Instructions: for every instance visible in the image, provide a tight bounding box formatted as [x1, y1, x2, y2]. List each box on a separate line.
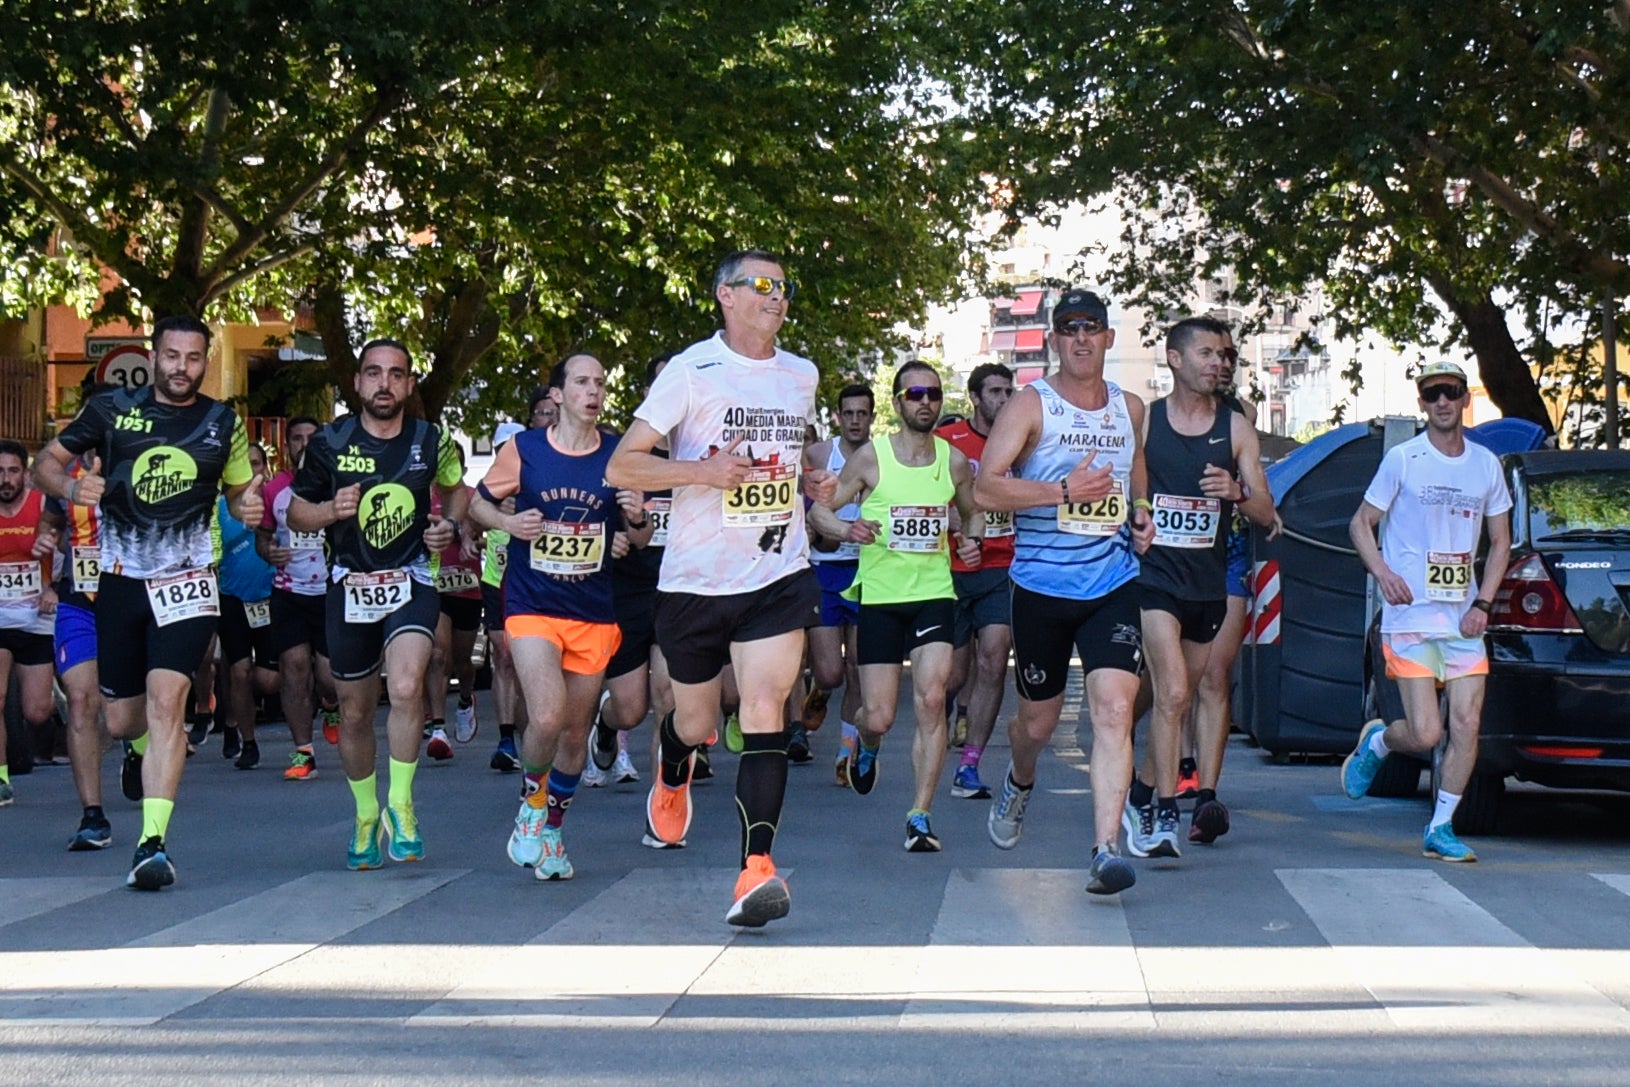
[934, 0, 1630, 433]
[1, 1, 986, 434]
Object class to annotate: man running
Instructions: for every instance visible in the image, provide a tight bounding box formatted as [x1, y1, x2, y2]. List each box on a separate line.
[425, 451, 483, 760]
[1124, 316, 1274, 859]
[259, 415, 339, 780]
[1342, 361, 1511, 861]
[33, 315, 260, 889]
[0, 440, 57, 808]
[481, 420, 527, 772]
[810, 361, 982, 851]
[608, 248, 837, 927]
[215, 444, 280, 770]
[472, 352, 650, 880]
[801, 383, 872, 780]
[936, 362, 1016, 800]
[973, 289, 1153, 897]
[287, 339, 467, 869]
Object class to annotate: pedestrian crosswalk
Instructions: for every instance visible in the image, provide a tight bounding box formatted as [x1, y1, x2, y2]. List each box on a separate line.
[4, 866, 1629, 1032]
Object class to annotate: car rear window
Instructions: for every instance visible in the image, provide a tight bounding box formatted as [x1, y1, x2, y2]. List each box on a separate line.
[1527, 469, 1630, 538]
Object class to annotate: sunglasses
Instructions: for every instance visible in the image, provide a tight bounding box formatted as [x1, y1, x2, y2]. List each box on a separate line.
[1419, 383, 1466, 403]
[899, 386, 944, 403]
[1053, 317, 1108, 336]
[725, 276, 797, 299]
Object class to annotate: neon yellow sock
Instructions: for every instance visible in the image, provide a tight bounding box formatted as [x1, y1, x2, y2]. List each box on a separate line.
[130, 733, 149, 756]
[0, 763, 9, 785]
[141, 797, 174, 841]
[388, 758, 417, 810]
[349, 773, 380, 822]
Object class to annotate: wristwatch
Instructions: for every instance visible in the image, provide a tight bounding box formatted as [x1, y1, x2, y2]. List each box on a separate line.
[1470, 598, 1492, 614]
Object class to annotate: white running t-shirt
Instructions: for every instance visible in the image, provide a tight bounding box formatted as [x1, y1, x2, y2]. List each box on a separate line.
[1363, 432, 1512, 635]
[636, 332, 818, 595]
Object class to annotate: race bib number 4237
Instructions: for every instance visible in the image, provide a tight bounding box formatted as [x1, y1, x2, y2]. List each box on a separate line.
[723, 464, 796, 528]
[530, 521, 605, 575]
[343, 569, 410, 623]
[146, 569, 219, 627]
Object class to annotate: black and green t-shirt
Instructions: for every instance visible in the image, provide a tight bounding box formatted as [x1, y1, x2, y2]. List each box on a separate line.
[56, 387, 251, 579]
[293, 415, 462, 582]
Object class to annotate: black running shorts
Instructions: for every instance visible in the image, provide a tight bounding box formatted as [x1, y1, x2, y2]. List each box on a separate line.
[270, 587, 329, 659]
[95, 571, 220, 700]
[654, 569, 820, 686]
[1010, 581, 1143, 702]
[1138, 584, 1226, 645]
[324, 576, 440, 681]
[219, 594, 279, 670]
[439, 593, 482, 634]
[607, 589, 657, 680]
[856, 598, 955, 666]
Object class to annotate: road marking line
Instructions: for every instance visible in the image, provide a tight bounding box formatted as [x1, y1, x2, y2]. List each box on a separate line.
[0, 877, 110, 930]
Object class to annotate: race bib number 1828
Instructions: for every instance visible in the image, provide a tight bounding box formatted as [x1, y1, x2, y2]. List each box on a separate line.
[146, 569, 219, 627]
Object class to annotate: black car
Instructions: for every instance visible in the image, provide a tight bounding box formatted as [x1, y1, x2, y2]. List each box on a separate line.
[1361, 449, 1630, 833]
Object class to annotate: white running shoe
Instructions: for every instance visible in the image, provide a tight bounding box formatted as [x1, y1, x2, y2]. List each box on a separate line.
[581, 760, 608, 789]
[454, 695, 478, 743]
[612, 748, 639, 783]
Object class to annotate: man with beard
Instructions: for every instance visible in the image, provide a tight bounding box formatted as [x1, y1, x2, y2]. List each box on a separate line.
[33, 315, 261, 889]
[287, 340, 467, 870]
[810, 361, 983, 851]
[608, 249, 837, 927]
[0, 440, 57, 809]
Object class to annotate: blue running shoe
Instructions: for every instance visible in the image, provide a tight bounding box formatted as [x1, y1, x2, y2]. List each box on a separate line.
[849, 743, 879, 795]
[951, 764, 990, 800]
[490, 736, 520, 773]
[1086, 844, 1136, 896]
[385, 805, 424, 862]
[347, 818, 386, 870]
[68, 811, 113, 851]
[1422, 822, 1477, 862]
[126, 836, 175, 891]
[1341, 719, 1388, 800]
[904, 811, 941, 852]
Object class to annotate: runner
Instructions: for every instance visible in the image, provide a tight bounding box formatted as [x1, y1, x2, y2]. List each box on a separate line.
[1342, 361, 1512, 862]
[1124, 316, 1274, 859]
[287, 338, 467, 870]
[259, 415, 340, 780]
[472, 352, 651, 880]
[936, 362, 1016, 800]
[589, 354, 675, 795]
[424, 453, 483, 761]
[607, 248, 837, 926]
[215, 444, 280, 770]
[0, 440, 58, 809]
[801, 383, 872, 781]
[32, 314, 260, 890]
[810, 362, 983, 851]
[481, 421, 527, 772]
[972, 288, 1154, 897]
[38, 391, 119, 845]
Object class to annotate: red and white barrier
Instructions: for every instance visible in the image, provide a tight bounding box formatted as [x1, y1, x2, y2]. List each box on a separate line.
[1245, 559, 1281, 645]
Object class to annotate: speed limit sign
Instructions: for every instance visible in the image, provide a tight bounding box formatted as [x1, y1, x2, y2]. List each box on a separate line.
[95, 345, 152, 390]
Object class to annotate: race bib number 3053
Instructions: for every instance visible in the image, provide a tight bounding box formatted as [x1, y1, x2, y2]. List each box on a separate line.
[343, 569, 410, 623]
[723, 464, 796, 528]
[887, 504, 947, 553]
[1425, 550, 1472, 602]
[1057, 480, 1127, 537]
[530, 521, 606, 575]
[0, 560, 42, 602]
[1152, 494, 1220, 549]
[146, 569, 219, 627]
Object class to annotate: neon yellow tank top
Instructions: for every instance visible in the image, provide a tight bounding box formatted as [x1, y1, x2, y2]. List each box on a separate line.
[850, 434, 955, 605]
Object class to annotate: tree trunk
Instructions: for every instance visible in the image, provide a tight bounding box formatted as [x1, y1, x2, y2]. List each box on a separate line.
[1425, 278, 1556, 434]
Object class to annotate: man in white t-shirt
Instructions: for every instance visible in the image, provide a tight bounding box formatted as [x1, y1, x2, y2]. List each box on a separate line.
[608, 248, 837, 927]
[1343, 361, 1512, 862]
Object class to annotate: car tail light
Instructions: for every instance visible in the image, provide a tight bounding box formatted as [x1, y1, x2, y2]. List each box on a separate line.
[1519, 744, 1605, 759]
[1488, 553, 1583, 633]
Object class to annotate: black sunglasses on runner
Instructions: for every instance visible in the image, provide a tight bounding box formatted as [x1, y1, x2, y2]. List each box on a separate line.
[899, 386, 943, 403]
[1419, 383, 1466, 403]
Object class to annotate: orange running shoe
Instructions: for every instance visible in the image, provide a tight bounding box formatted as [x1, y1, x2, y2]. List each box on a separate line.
[321, 707, 341, 746]
[645, 754, 695, 846]
[800, 686, 831, 733]
[284, 748, 317, 781]
[726, 854, 790, 927]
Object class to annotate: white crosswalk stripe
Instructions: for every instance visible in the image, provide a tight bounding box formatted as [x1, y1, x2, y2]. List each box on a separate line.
[1278, 868, 1630, 1034]
[3, 866, 1628, 1031]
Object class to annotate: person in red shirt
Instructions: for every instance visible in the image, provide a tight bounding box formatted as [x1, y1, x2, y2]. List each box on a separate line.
[935, 363, 1016, 801]
[0, 440, 57, 807]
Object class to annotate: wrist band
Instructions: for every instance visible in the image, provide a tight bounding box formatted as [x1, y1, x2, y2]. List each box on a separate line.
[1470, 598, 1492, 614]
[69, 478, 79, 504]
[1061, 479, 1071, 505]
[1132, 498, 1152, 512]
[627, 517, 649, 530]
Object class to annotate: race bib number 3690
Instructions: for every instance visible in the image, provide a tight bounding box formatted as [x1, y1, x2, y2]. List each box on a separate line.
[1152, 494, 1220, 549]
[344, 569, 410, 623]
[723, 464, 796, 528]
[146, 569, 219, 627]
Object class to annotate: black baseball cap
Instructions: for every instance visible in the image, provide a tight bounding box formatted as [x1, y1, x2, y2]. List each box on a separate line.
[1052, 289, 1110, 328]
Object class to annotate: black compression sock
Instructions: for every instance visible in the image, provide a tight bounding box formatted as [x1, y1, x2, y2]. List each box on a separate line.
[1198, 788, 1217, 806]
[499, 723, 516, 740]
[736, 731, 789, 865]
[659, 712, 697, 788]
[1129, 777, 1155, 808]
[1157, 796, 1179, 817]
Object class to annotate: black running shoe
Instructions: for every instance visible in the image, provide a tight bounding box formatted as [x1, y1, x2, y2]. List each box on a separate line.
[68, 811, 113, 851]
[692, 743, 714, 781]
[849, 744, 879, 796]
[222, 730, 241, 760]
[234, 739, 260, 771]
[786, 723, 812, 764]
[1189, 798, 1231, 844]
[126, 836, 175, 891]
[121, 742, 144, 802]
[904, 812, 941, 853]
[590, 709, 618, 772]
[187, 716, 211, 748]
